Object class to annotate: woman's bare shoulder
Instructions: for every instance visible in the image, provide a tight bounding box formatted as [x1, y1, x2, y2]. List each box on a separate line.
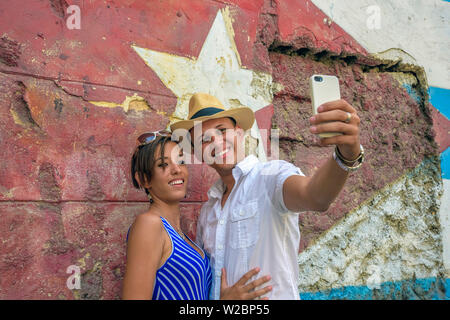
[128, 211, 164, 243]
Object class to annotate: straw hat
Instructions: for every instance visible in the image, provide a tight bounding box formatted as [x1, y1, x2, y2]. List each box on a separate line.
[170, 93, 255, 132]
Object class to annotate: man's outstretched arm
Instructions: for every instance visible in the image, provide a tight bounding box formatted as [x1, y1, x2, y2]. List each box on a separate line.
[282, 99, 362, 212]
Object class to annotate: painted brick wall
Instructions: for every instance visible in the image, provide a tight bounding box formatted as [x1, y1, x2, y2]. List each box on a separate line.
[0, 0, 448, 299]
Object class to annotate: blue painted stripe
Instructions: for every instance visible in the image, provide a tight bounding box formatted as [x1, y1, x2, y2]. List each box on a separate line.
[428, 86, 450, 120]
[300, 277, 450, 300]
[402, 84, 421, 104]
[441, 147, 450, 179]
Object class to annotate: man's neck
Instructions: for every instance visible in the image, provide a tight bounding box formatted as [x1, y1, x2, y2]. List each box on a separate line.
[218, 171, 235, 208]
[221, 171, 236, 195]
[214, 153, 246, 198]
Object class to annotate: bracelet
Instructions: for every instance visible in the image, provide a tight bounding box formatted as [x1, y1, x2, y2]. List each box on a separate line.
[333, 145, 364, 172]
[335, 145, 363, 164]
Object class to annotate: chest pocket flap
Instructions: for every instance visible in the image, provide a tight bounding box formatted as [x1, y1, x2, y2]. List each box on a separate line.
[230, 201, 258, 222]
[229, 201, 259, 248]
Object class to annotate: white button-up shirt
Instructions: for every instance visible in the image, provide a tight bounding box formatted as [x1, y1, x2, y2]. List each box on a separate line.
[196, 155, 304, 300]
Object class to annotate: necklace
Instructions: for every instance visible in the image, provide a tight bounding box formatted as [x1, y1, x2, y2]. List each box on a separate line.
[174, 225, 185, 240]
[160, 213, 185, 239]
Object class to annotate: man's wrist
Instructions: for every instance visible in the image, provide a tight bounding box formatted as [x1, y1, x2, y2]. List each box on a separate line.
[333, 144, 364, 172]
[336, 145, 363, 164]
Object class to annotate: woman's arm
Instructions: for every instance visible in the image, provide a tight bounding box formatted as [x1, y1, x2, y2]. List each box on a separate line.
[122, 214, 164, 300]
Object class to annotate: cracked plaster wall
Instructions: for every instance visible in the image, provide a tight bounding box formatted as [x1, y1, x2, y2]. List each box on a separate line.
[0, 0, 448, 300]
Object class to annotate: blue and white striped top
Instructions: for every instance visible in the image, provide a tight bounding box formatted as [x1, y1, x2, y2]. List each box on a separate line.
[152, 217, 212, 300]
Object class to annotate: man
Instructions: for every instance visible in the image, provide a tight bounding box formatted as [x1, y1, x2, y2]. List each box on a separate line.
[170, 92, 363, 299]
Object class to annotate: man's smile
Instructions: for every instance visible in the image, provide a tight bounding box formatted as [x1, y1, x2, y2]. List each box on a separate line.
[215, 147, 231, 159]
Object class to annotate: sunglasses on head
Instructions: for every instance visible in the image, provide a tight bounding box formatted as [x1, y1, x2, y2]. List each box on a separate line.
[137, 130, 171, 146]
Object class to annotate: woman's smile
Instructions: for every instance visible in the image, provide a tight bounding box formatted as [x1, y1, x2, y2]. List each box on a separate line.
[168, 178, 185, 187]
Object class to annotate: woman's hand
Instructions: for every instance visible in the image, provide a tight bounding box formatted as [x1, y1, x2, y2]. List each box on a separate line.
[220, 267, 272, 300]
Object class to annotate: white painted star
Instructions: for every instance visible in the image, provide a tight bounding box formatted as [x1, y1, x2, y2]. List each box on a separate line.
[132, 8, 273, 160]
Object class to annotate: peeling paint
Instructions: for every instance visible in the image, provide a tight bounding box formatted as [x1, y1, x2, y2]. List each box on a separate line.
[10, 108, 27, 127]
[0, 36, 21, 67]
[298, 157, 444, 293]
[77, 252, 91, 270]
[88, 93, 151, 113]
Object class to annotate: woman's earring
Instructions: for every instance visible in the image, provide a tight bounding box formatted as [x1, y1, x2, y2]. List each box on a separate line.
[148, 193, 154, 204]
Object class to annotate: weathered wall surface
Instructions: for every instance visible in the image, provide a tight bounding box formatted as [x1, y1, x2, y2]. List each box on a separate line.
[0, 0, 448, 299]
[301, 0, 450, 299]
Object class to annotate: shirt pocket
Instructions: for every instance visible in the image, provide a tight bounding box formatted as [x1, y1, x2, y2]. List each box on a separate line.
[229, 201, 260, 249]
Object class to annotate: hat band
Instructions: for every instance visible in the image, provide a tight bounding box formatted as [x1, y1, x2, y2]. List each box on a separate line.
[190, 107, 224, 120]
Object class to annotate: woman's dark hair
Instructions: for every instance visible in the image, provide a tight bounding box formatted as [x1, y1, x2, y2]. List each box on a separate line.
[131, 135, 172, 197]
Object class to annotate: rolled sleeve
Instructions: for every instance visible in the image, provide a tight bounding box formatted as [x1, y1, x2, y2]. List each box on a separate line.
[264, 160, 304, 214]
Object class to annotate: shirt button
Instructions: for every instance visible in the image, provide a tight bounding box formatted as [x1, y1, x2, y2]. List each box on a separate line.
[218, 244, 224, 250]
[219, 219, 225, 224]
[239, 211, 244, 216]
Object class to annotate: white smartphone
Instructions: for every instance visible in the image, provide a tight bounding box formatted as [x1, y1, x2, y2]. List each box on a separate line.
[309, 74, 342, 138]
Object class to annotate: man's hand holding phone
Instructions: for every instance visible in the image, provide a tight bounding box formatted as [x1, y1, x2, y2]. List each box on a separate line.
[310, 99, 361, 160]
[309, 75, 361, 161]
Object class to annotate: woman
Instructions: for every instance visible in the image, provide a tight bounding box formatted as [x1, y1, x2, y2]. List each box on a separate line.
[122, 130, 272, 300]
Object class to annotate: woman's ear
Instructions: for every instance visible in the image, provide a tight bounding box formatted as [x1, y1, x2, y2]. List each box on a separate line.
[134, 172, 151, 189]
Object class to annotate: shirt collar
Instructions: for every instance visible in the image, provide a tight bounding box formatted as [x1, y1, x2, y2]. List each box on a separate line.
[233, 154, 259, 177]
[207, 179, 225, 199]
[207, 155, 260, 199]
